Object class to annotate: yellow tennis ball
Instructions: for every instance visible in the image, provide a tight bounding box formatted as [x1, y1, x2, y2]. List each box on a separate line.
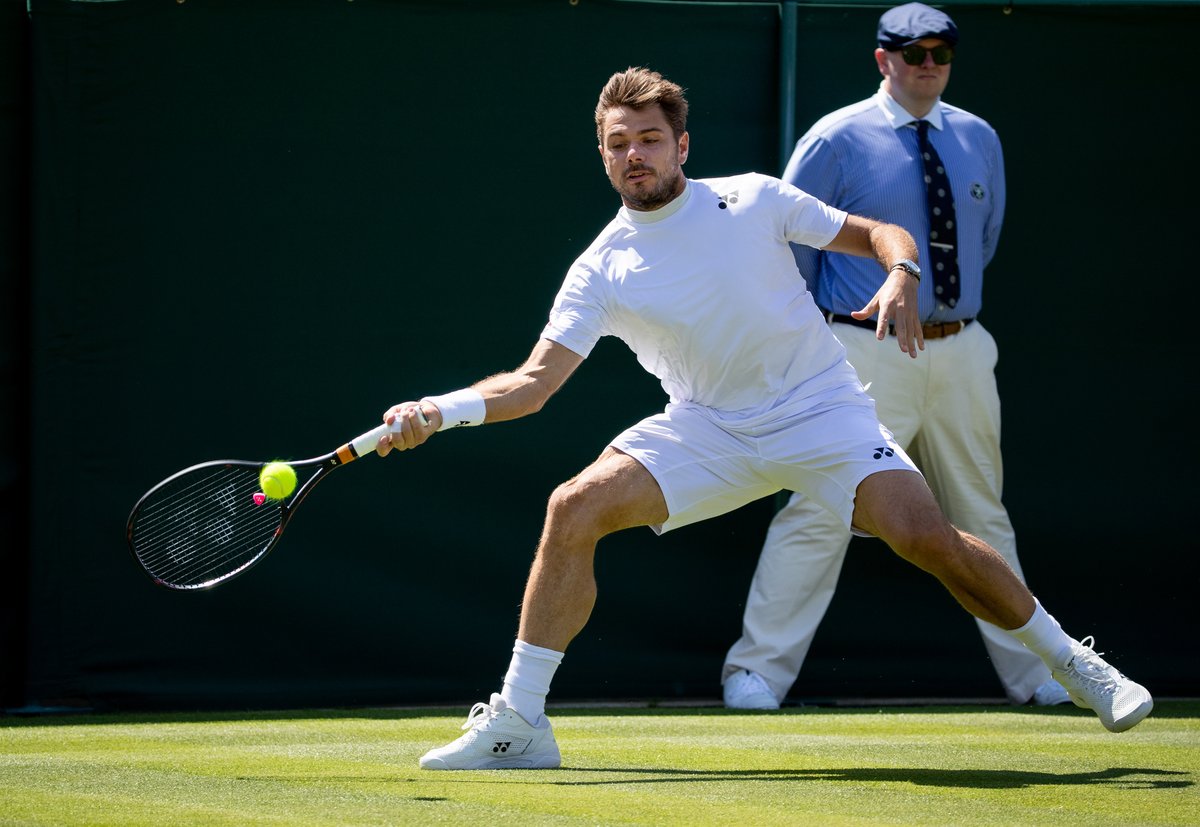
[259, 461, 297, 500]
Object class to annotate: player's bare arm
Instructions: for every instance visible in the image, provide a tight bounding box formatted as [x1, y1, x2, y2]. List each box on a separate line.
[823, 215, 923, 357]
[468, 339, 584, 423]
[377, 339, 583, 456]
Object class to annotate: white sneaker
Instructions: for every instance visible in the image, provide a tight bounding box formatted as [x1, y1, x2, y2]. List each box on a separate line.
[723, 669, 780, 710]
[1051, 637, 1153, 733]
[419, 694, 561, 770]
[1031, 678, 1072, 706]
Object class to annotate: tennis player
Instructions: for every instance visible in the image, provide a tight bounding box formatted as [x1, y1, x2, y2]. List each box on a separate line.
[380, 67, 1152, 770]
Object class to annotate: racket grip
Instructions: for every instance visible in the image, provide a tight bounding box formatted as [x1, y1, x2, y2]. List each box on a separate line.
[348, 423, 393, 460]
[346, 407, 430, 461]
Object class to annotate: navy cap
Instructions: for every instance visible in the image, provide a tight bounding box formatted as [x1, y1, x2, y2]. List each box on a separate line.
[877, 3, 959, 49]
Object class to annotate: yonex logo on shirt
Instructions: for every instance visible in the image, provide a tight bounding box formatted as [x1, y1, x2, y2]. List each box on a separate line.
[717, 190, 740, 209]
[873, 446, 895, 459]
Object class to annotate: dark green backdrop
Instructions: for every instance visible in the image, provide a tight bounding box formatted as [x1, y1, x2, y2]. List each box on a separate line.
[4, 0, 1196, 712]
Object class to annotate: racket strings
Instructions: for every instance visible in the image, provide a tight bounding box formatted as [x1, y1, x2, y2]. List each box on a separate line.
[130, 464, 284, 589]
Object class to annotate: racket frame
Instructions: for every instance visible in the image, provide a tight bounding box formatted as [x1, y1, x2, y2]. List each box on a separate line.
[126, 419, 406, 590]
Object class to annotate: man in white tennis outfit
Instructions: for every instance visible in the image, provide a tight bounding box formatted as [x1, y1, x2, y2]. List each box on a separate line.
[378, 67, 1152, 770]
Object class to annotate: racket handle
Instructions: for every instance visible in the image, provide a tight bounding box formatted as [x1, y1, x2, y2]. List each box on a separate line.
[343, 407, 431, 463]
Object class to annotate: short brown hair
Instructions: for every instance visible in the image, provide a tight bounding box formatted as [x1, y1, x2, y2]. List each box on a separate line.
[595, 67, 689, 144]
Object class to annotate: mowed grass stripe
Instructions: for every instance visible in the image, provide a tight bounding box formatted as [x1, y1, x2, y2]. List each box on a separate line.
[2, 702, 1196, 826]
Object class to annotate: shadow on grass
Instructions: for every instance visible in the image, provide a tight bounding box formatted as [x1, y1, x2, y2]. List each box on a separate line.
[537, 765, 1192, 790]
[234, 766, 1191, 791]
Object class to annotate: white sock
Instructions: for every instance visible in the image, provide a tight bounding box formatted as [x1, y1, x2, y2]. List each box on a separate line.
[499, 639, 564, 726]
[1010, 600, 1075, 669]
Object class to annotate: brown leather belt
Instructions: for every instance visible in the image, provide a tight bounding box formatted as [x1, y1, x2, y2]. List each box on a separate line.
[825, 312, 973, 341]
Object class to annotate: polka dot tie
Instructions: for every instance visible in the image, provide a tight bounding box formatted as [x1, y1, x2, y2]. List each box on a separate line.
[916, 120, 959, 309]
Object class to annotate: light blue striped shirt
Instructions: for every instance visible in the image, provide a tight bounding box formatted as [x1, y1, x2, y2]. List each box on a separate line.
[784, 84, 1005, 323]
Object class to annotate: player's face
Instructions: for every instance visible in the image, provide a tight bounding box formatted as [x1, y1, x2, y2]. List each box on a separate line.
[598, 104, 689, 211]
[877, 38, 952, 113]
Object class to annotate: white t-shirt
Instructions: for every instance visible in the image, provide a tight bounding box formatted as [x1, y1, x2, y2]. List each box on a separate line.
[542, 173, 857, 420]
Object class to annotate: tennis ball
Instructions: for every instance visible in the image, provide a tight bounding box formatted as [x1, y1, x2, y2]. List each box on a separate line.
[259, 461, 297, 500]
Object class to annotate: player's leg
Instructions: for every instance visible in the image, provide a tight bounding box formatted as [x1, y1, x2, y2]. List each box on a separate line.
[420, 447, 666, 771]
[421, 405, 785, 769]
[517, 447, 668, 652]
[851, 469, 1034, 628]
[918, 323, 1056, 703]
[722, 493, 850, 708]
[852, 469, 1152, 732]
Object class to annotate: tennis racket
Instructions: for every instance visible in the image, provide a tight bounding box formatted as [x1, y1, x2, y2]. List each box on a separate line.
[126, 414, 424, 591]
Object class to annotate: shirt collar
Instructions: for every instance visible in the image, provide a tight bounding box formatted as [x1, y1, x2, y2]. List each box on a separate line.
[624, 179, 693, 224]
[875, 82, 945, 131]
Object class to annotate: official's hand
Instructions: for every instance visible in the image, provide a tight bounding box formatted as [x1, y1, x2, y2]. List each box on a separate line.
[852, 268, 924, 358]
[376, 402, 439, 456]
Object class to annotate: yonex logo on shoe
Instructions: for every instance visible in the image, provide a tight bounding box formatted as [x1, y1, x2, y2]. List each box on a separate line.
[492, 741, 512, 753]
[873, 446, 895, 459]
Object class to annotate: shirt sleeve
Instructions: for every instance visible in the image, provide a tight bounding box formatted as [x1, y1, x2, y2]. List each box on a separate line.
[540, 262, 605, 359]
[782, 133, 845, 285]
[771, 173, 846, 252]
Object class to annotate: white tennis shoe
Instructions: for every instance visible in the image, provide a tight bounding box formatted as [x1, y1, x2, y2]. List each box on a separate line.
[419, 693, 561, 770]
[1031, 678, 1072, 706]
[1052, 636, 1153, 732]
[723, 669, 781, 710]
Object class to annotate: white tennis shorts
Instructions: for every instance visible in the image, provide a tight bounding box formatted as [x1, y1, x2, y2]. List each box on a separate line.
[610, 398, 918, 535]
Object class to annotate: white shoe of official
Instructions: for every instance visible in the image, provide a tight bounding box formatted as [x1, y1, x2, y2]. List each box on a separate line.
[1051, 636, 1153, 732]
[723, 669, 780, 710]
[419, 693, 561, 770]
[1031, 678, 1072, 706]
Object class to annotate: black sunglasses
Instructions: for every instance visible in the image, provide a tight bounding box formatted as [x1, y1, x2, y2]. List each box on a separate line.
[895, 44, 954, 66]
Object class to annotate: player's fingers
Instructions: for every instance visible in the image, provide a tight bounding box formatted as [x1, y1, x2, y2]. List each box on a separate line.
[375, 435, 393, 457]
[850, 303, 888, 341]
[407, 404, 432, 430]
[849, 304, 877, 321]
[904, 320, 923, 358]
[380, 407, 413, 453]
[891, 318, 913, 357]
[397, 406, 429, 449]
[379, 403, 432, 452]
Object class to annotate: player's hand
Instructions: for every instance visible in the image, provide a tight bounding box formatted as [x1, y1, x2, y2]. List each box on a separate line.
[852, 268, 924, 358]
[376, 402, 438, 456]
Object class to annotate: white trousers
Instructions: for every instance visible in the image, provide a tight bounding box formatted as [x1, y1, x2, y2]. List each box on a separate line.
[722, 320, 1050, 704]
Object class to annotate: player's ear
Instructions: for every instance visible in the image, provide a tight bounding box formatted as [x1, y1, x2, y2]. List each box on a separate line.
[677, 131, 689, 164]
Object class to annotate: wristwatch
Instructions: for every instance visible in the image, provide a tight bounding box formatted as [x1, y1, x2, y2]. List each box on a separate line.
[890, 259, 921, 281]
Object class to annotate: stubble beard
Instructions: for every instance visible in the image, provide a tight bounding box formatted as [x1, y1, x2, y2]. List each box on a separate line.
[615, 164, 685, 212]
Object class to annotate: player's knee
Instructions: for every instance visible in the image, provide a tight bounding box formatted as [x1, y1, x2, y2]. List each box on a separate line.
[545, 475, 611, 543]
[887, 520, 962, 574]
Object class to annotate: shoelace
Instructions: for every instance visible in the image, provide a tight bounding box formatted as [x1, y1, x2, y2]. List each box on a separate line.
[1068, 636, 1118, 696]
[461, 697, 503, 731]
